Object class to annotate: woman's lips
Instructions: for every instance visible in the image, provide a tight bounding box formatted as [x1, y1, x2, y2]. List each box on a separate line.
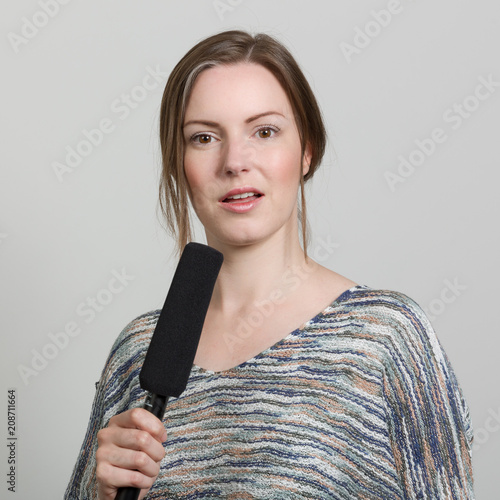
[219, 193, 264, 214]
[224, 193, 261, 203]
[219, 186, 264, 201]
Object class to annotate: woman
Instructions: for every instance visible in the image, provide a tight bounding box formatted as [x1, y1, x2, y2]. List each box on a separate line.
[65, 30, 474, 499]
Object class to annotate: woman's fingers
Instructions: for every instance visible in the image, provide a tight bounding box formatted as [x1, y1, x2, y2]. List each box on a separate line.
[96, 458, 157, 496]
[108, 407, 167, 443]
[98, 426, 166, 464]
[95, 408, 167, 499]
[96, 439, 163, 477]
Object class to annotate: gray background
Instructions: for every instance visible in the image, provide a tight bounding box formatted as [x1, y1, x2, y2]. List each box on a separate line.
[1, 0, 498, 498]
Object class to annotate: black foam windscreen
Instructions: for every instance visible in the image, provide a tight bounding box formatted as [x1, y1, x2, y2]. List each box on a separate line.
[139, 243, 223, 398]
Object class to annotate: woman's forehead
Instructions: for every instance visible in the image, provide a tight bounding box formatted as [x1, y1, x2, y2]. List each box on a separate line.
[184, 63, 292, 123]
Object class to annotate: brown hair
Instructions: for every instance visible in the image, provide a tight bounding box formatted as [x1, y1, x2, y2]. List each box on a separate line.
[158, 29, 327, 257]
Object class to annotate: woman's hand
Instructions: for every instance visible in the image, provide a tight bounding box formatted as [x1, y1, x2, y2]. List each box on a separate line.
[96, 408, 167, 500]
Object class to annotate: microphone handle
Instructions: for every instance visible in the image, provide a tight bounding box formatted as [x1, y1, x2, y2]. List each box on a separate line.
[115, 393, 169, 500]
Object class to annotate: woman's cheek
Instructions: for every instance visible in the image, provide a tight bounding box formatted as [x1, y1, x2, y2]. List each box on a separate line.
[184, 151, 204, 193]
[184, 165, 221, 216]
[273, 152, 302, 188]
[187, 179, 206, 215]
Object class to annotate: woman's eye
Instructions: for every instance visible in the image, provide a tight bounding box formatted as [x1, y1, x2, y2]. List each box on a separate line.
[194, 134, 213, 144]
[191, 126, 278, 145]
[257, 127, 275, 139]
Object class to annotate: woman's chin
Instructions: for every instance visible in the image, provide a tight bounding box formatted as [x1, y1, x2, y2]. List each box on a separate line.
[206, 228, 272, 250]
[204, 217, 298, 251]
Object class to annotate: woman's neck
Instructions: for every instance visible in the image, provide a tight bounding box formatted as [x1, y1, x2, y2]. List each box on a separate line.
[206, 231, 314, 317]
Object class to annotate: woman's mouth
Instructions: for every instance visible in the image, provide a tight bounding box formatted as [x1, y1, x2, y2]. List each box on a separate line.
[219, 188, 264, 213]
[223, 192, 262, 203]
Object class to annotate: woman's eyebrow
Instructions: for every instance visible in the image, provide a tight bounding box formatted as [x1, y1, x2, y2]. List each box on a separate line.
[245, 110, 285, 123]
[183, 111, 285, 128]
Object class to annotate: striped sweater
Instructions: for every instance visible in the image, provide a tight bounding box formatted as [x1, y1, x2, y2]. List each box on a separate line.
[65, 285, 474, 499]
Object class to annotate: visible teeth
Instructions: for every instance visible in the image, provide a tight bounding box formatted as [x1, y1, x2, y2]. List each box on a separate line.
[227, 192, 256, 200]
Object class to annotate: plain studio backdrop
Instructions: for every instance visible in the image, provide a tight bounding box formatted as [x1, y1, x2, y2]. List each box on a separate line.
[1, 1, 498, 498]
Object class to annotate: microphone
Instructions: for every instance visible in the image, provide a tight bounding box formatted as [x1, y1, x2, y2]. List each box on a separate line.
[115, 242, 223, 500]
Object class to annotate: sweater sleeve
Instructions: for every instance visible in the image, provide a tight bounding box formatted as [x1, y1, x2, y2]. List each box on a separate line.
[64, 312, 157, 500]
[380, 292, 474, 499]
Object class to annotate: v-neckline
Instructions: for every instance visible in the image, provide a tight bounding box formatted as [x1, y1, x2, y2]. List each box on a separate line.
[192, 284, 368, 375]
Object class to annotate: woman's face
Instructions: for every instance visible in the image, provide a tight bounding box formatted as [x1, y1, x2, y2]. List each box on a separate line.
[182, 62, 311, 249]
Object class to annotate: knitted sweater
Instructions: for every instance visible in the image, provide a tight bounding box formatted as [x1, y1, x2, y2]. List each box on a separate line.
[64, 285, 474, 499]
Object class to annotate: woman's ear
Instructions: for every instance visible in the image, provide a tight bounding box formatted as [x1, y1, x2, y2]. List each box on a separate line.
[302, 142, 312, 176]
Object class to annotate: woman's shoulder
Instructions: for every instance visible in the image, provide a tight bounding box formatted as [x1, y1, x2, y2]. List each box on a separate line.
[102, 309, 162, 374]
[326, 284, 439, 351]
[313, 269, 427, 325]
[327, 284, 453, 369]
[117, 309, 161, 339]
[334, 284, 428, 320]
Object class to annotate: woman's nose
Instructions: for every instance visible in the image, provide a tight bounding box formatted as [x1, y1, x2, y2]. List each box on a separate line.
[221, 137, 256, 175]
